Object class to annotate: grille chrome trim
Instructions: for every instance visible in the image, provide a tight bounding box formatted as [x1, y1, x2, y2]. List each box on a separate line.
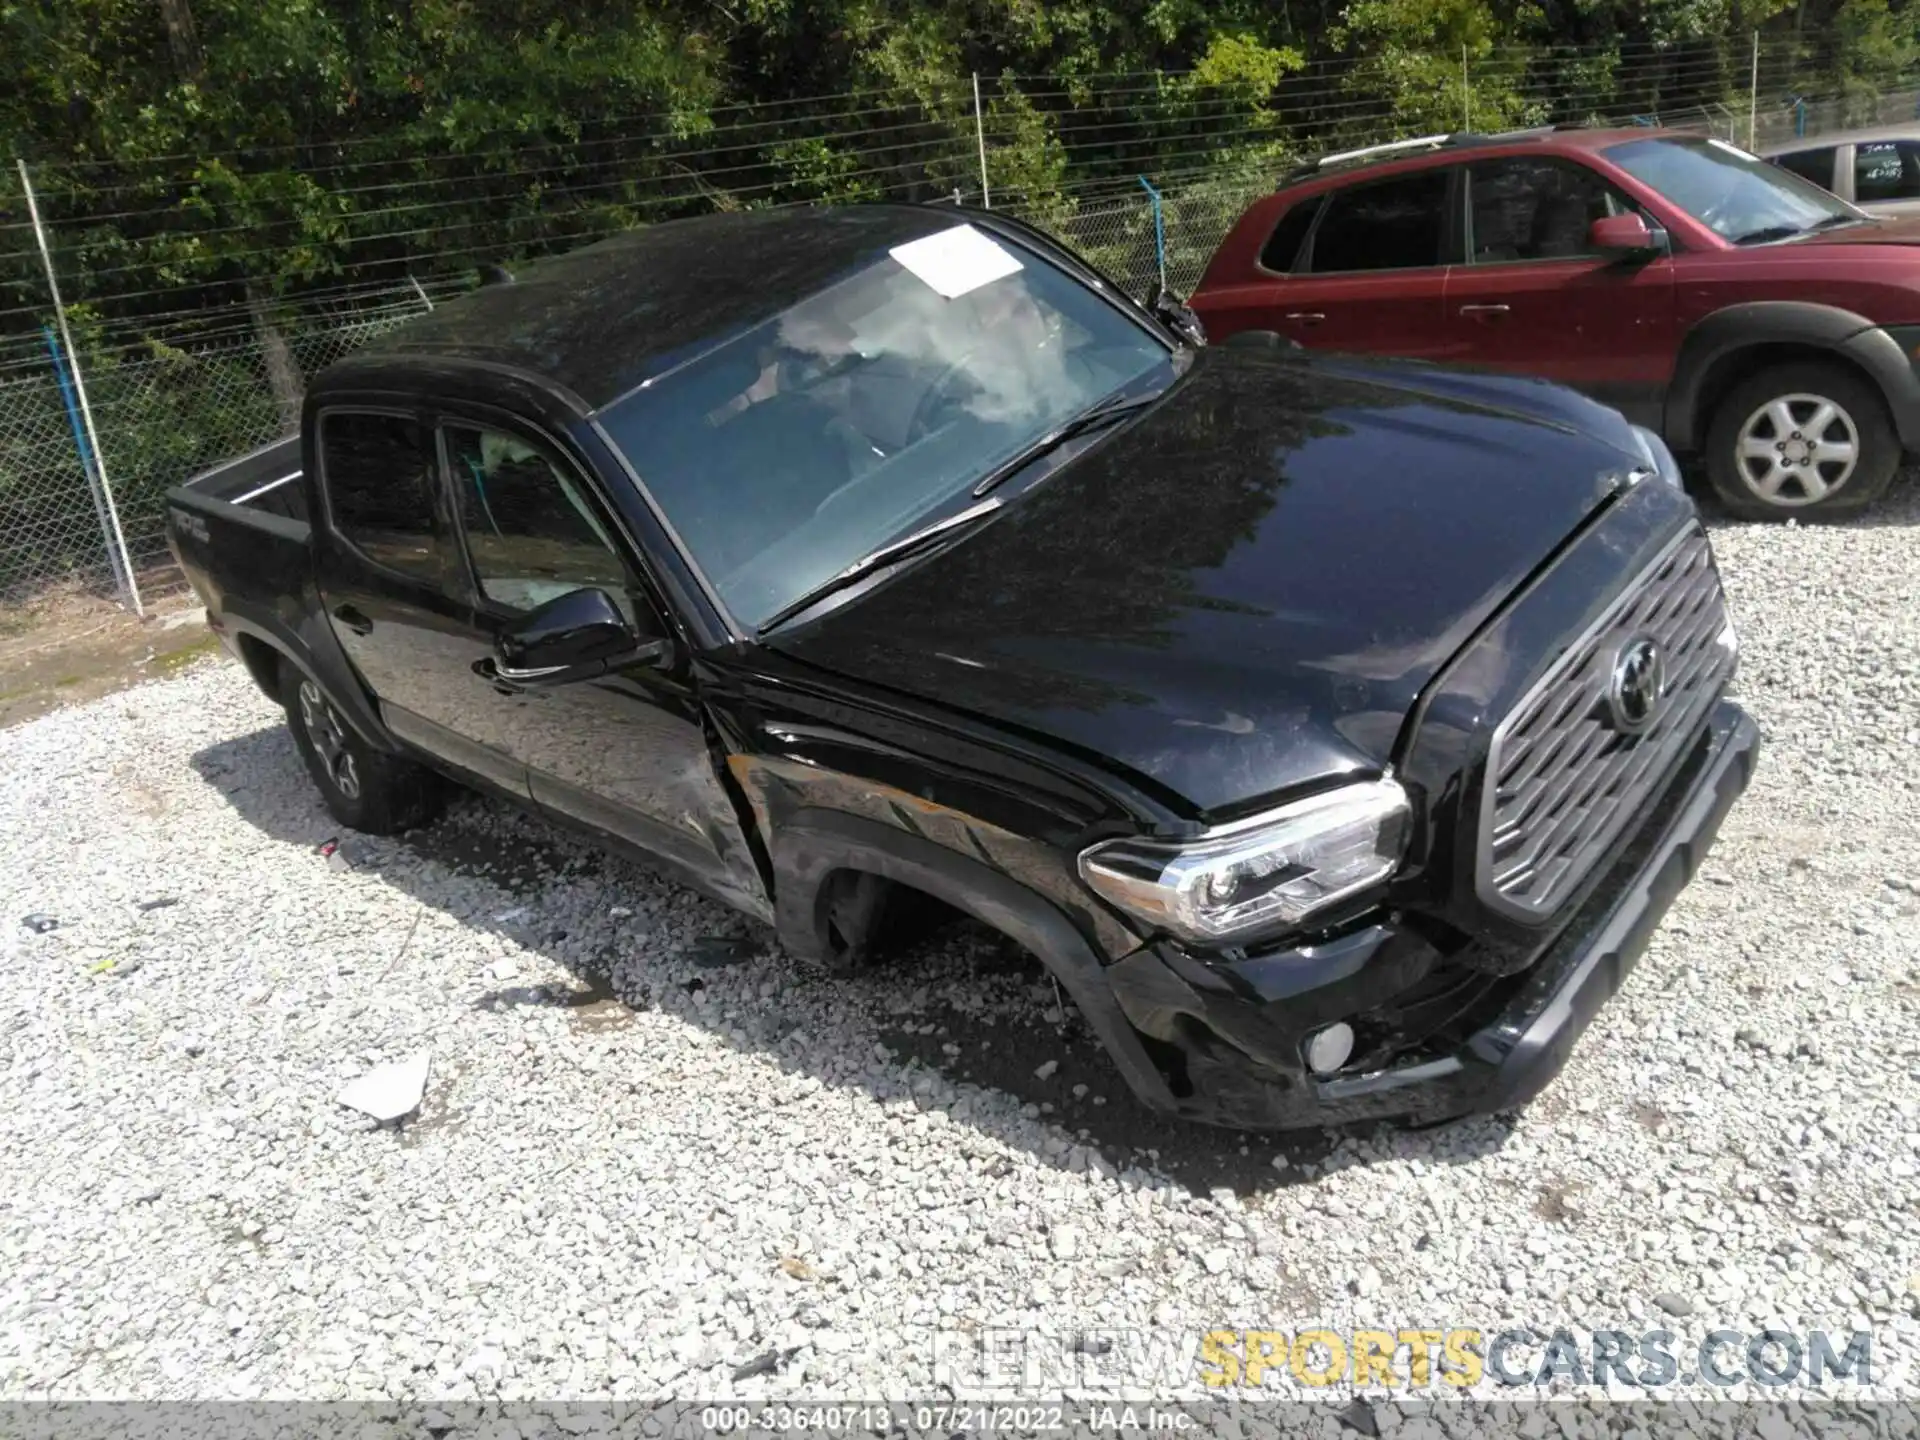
[1477, 524, 1733, 920]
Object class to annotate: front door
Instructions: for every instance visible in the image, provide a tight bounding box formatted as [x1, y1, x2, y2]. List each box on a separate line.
[1439, 157, 1678, 423]
[312, 407, 530, 798]
[438, 417, 769, 917]
[1275, 166, 1459, 359]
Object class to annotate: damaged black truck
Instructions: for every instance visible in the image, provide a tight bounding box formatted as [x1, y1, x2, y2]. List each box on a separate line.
[168, 206, 1758, 1131]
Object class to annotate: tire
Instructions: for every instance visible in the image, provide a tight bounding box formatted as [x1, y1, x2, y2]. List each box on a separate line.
[1703, 361, 1899, 521]
[813, 871, 951, 977]
[281, 661, 442, 835]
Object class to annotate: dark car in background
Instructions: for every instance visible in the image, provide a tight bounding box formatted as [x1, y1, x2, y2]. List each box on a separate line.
[168, 205, 1756, 1131]
[1190, 127, 1920, 520]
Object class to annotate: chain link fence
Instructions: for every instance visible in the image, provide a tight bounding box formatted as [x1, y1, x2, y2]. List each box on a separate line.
[0, 285, 458, 606]
[0, 345, 111, 600]
[5, 45, 1916, 611]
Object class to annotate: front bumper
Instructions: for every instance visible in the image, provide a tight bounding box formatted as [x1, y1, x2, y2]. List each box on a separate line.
[1102, 700, 1760, 1131]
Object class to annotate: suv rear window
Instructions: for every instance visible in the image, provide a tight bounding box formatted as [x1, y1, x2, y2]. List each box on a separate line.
[1304, 170, 1451, 273]
[1259, 195, 1323, 272]
[1855, 140, 1920, 202]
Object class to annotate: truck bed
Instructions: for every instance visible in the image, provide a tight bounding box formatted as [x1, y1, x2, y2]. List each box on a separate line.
[166, 435, 315, 649]
[180, 435, 307, 521]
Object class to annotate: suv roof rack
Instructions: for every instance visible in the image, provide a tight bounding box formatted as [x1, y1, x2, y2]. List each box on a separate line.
[1280, 124, 1572, 186]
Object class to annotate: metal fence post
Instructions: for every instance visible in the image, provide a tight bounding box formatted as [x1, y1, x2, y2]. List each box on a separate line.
[973, 73, 992, 209]
[1749, 32, 1760, 150]
[1462, 46, 1471, 131]
[17, 159, 143, 615]
[1137, 177, 1167, 296]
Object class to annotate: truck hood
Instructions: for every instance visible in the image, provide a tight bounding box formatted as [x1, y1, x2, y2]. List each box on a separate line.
[768, 348, 1651, 816]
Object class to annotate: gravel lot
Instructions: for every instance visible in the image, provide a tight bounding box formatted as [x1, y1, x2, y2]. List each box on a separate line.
[2, 487, 1917, 1408]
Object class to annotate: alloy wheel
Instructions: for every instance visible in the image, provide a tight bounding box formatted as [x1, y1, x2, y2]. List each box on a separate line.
[297, 680, 361, 800]
[1734, 392, 1859, 508]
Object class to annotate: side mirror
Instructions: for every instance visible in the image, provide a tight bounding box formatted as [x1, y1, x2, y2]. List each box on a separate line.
[1147, 284, 1208, 346]
[1590, 213, 1663, 258]
[490, 587, 670, 688]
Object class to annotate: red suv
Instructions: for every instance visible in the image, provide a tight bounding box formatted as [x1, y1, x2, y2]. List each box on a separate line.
[1190, 128, 1920, 518]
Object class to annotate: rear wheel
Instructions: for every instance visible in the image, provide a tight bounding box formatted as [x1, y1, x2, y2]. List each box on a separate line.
[282, 662, 442, 834]
[1703, 362, 1898, 520]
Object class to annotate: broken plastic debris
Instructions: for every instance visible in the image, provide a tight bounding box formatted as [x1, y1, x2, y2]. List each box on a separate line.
[136, 897, 179, 912]
[21, 913, 59, 934]
[494, 906, 530, 923]
[317, 837, 339, 857]
[730, 1348, 798, 1381]
[336, 1052, 431, 1123]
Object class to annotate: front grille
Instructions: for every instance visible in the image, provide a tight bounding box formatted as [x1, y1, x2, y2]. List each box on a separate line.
[1478, 524, 1733, 920]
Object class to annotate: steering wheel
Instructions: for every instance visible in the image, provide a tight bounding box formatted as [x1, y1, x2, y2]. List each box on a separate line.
[904, 352, 981, 445]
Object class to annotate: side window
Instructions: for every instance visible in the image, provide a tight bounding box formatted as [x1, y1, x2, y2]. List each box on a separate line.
[444, 424, 630, 616]
[1303, 170, 1452, 273]
[320, 411, 442, 582]
[1259, 195, 1324, 272]
[1855, 140, 1920, 202]
[1467, 158, 1623, 264]
[1774, 147, 1836, 189]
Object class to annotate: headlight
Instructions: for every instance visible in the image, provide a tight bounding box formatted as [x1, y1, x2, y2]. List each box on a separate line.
[1628, 424, 1684, 490]
[1077, 779, 1410, 946]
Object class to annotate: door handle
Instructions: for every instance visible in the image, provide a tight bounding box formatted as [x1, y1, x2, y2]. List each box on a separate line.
[1459, 303, 1511, 316]
[332, 604, 373, 636]
[1285, 312, 1327, 325]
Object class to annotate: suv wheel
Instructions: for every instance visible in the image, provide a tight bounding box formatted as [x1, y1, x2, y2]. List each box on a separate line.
[282, 662, 443, 834]
[1704, 362, 1898, 520]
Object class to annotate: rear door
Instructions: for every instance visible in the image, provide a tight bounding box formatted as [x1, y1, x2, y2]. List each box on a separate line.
[438, 414, 769, 914]
[1437, 156, 1678, 423]
[1250, 167, 1460, 357]
[313, 407, 530, 798]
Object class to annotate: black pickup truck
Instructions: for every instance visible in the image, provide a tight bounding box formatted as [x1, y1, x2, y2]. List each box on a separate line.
[168, 204, 1758, 1131]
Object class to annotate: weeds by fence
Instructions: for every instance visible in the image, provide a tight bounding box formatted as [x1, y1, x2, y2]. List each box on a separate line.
[3, 40, 1916, 607]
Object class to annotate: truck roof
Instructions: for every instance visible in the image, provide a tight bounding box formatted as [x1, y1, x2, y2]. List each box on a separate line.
[344, 204, 963, 411]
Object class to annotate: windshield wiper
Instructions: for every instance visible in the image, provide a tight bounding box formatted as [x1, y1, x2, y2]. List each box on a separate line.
[757, 497, 1003, 633]
[1730, 224, 1805, 245]
[1808, 213, 1866, 232]
[970, 390, 1164, 498]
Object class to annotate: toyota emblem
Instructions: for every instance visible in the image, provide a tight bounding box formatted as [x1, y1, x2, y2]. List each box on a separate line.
[1607, 638, 1664, 734]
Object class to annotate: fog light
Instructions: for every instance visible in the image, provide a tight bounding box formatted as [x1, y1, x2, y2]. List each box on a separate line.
[1305, 1022, 1355, 1076]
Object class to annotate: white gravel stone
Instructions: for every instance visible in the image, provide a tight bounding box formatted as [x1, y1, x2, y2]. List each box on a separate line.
[1, 484, 1917, 1405]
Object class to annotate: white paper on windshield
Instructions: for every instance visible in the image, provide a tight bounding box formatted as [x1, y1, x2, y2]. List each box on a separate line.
[889, 224, 1024, 299]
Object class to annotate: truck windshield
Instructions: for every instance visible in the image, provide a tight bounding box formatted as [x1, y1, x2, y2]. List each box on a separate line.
[1605, 135, 1857, 243]
[597, 224, 1172, 629]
